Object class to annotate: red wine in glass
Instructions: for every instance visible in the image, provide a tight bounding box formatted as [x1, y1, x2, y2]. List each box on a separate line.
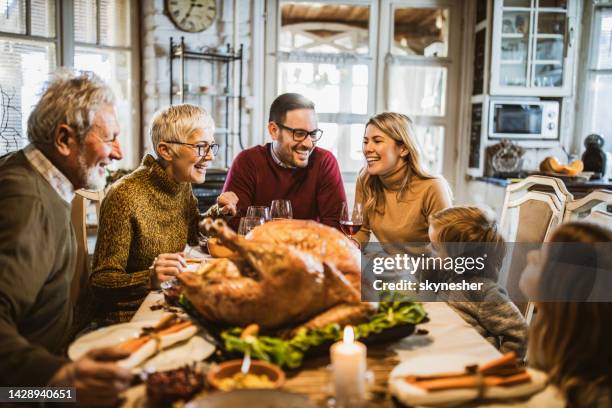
[340, 220, 363, 236]
[340, 202, 363, 248]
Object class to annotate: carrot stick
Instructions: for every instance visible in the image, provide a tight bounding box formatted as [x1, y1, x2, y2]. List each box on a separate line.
[116, 321, 193, 355]
[496, 371, 532, 387]
[478, 352, 517, 373]
[408, 371, 532, 392]
[118, 336, 151, 353]
[156, 321, 193, 336]
[409, 375, 479, 391]
[153, 314, 177, 331]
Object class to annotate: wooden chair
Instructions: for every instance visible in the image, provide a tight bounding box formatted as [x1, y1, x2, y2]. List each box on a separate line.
[563, 189, 612, 222]
[498, 176, 572, 324]
[585, 209, 612, 227]
[70, 189, 105, 307]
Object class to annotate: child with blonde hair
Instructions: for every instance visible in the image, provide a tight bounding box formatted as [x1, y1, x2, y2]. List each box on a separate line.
[428, 206, 528, 357]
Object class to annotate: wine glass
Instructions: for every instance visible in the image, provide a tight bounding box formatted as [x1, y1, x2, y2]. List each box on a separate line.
[246, 206, 271, 222]
[270, 200, 293, 220]
[340, 202, 363, 248]
[238, 216, 265, 236]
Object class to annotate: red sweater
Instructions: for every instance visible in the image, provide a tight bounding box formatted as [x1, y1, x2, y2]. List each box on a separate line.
[223, 143, 346, 229]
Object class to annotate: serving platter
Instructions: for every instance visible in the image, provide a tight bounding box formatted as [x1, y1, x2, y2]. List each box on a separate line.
[179, 296, 427, 368]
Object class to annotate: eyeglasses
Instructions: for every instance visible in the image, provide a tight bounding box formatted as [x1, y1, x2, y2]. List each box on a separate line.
[166, 141, 219, 157]
[276, 123, 323, 142]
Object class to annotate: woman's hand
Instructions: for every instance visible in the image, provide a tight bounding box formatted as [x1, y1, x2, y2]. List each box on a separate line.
[217, 191, 239, 216]
[149, 252, 187, 289]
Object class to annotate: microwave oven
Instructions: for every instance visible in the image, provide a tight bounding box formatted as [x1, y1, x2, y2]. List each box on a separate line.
[488, 99, 559, 140]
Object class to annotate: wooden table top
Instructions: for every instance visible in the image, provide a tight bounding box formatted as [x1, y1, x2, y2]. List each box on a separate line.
[124, 293, 501, 407]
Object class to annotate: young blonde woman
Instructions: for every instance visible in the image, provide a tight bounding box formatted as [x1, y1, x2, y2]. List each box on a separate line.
[92, 104, 237, 324]
[354, 112, 452, 247]
[518, 222, 611, 408]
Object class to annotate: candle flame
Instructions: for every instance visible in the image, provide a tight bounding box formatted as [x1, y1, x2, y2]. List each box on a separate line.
[343, 325, 354, 344]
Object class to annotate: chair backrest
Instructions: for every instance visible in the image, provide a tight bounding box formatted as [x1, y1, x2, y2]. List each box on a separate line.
[500, 190, 566, 243]
[563, 189, 612, 222]
[502, 175, 573, 203]
[498, 176, 572, 324]
[585, 209, 612, 227]
[70, 189, 105, 307]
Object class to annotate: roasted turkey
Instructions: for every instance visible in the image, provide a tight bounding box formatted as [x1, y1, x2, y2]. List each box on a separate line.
[247, 219, 362, 288]
[178, 219, 374, 331]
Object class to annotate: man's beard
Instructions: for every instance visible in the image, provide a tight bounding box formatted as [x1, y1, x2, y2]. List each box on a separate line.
[274, 137, 312, 168]
[77, 153, 106, 191]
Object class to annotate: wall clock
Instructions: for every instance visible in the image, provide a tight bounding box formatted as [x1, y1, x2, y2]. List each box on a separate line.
[166, 0, 217, 33]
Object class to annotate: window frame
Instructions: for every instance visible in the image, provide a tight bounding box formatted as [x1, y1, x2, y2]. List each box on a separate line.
[265, 0, 462, 183]
[0, 0, 141, 166]
[0, 0, 59, 61]
[264, 0, 380, 179]
[575, 2, 612, 154]
[378, 0, 462, 183]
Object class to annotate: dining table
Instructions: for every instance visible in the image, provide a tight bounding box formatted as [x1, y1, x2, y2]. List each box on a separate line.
[123, 287, 504, 407]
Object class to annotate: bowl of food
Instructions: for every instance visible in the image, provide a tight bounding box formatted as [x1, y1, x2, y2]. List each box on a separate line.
[207, 238, 236, 258]
[206, 360, 285, 391]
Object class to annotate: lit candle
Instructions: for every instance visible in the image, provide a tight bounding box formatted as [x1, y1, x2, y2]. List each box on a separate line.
[330, 326, 367, 408]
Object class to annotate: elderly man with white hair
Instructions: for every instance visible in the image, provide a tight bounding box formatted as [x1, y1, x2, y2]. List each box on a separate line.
[91, 103, 237, 324]
[0, 70, 132, 405]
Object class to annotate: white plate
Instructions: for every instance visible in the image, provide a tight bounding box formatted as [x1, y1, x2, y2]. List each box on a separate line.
[389, 354, 547, 407]
[68, 320, 215, 372]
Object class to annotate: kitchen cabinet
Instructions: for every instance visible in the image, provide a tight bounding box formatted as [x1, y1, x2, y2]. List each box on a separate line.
[490, 0, 577, 96]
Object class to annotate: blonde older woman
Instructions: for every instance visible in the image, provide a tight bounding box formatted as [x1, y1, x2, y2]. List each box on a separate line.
[92, 104, 237, 324]
[355, 112, 452, 247]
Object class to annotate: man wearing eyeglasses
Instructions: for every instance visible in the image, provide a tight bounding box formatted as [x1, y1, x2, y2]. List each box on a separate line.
[0, 71, 133, 405]
[224, 93, 346, 229]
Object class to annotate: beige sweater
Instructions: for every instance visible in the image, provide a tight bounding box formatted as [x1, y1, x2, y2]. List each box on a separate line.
[354, 166, 452, 246]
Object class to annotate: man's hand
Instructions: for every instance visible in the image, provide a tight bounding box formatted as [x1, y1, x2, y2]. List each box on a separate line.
[149, 252, 186, 289]
[49, 346, 133, 407]
[217, 191, 238, 216]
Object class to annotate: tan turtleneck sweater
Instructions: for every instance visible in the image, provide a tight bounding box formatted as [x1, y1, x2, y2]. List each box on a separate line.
[354, 165, 452, 246]
[92, 155, 218, 324]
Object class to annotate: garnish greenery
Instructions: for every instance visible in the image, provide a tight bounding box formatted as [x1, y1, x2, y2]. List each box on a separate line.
[220, 299, 427, 368]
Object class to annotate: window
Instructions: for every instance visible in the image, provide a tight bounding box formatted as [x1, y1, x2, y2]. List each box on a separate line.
[582, 5, 612, 153]
[387, 5, 453, 176]
[0, 0, 56, 154]
[267, 0, 461, 179]
[0, 0, 138, 168]
[274, 1, 376, 173]
[73, 0, 137, 168]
